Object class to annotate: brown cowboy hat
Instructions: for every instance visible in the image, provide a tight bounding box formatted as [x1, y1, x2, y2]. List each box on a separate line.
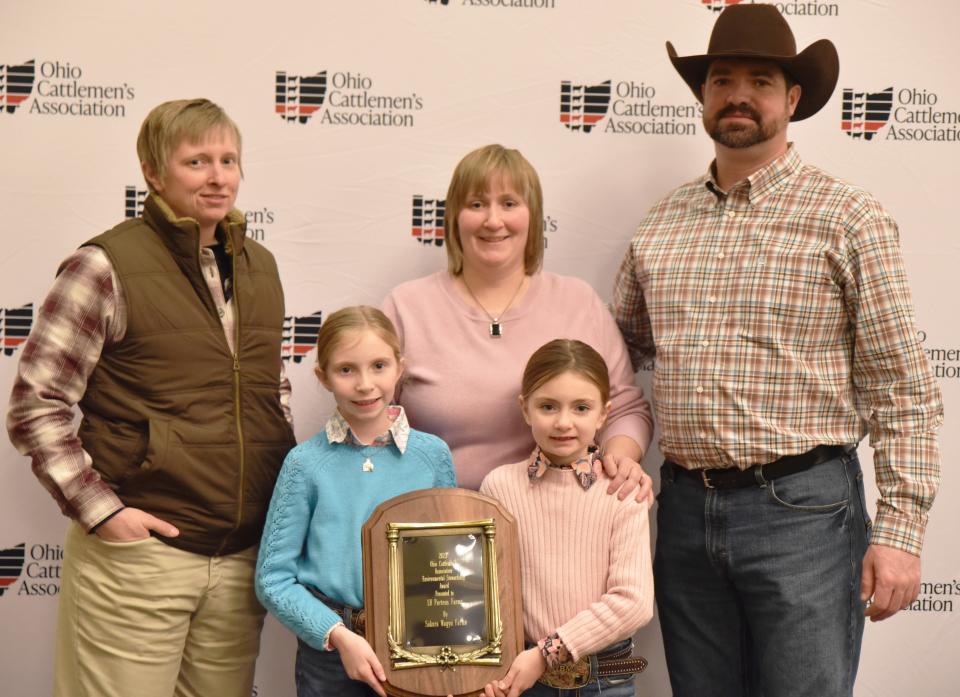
[666, 4, 839, 121]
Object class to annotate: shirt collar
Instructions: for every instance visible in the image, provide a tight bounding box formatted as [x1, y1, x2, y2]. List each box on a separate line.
[325, 405, 410, 454]
[703, 143, 803, 206]
[527, 445, 600, 491]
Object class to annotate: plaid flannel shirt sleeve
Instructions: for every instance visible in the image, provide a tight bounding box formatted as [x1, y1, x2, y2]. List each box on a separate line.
[612, 241, 656, 372]
[5, 246, 124, 530]
[842, 205, 943, 555]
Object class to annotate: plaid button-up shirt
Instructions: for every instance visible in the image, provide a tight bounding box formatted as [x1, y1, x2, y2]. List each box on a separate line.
[613, 145, 942, 555]
[6, 243, 293, 531]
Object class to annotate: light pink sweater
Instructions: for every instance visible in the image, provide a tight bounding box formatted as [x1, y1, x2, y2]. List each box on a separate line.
[383, 271, 653, 489]
[480, 460, 654, 660]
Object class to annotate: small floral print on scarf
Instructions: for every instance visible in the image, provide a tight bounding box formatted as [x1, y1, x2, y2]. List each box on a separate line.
[527, 445, 600, 490]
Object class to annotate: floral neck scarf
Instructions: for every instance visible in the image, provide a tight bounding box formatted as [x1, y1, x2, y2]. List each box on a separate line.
[527, 445, 600, 491]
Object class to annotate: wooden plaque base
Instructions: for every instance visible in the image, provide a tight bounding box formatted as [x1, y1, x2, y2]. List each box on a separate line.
[362, 488, 523, 697]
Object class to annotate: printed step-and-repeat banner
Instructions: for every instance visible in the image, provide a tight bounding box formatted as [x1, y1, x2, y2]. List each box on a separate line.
[1, 1, 956, 695]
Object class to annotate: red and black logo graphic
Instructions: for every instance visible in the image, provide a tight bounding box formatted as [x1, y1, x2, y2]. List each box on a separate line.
[560, 80, 611, 133]
[412, 196, 445, 247]
[0, 543, 25, 597]
[282, 311, 323, 363]
[841, 88, 893, 140]
[125, 186, 147, 219]
[0, 59, 35, 114]
[276, 71, 327, 124]
[2, 304, 33, 356]
[702, 0, 748, 10]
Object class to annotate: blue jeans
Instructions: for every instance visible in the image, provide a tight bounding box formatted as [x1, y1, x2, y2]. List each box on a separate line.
[295, 638, 378, 697]
[654, 451, 871, 697]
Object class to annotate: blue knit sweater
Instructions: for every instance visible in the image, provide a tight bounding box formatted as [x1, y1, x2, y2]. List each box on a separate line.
[255, 428, 455, 649]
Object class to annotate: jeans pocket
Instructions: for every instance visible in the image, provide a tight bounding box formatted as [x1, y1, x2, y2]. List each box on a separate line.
[854, 469, 873, 537]
[656, 462, 675, 502]
[767, 458, 850, 511]
[596, 674, 636, 695]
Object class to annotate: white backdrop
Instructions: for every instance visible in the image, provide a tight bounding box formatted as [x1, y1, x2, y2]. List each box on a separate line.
[1, 1, 956, 695]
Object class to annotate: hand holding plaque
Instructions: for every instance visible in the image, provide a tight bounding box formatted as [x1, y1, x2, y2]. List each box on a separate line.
[362, 488, 523, 697]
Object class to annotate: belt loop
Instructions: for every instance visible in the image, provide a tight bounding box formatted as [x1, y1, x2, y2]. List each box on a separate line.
[342, 605, 352, 631]
[589, 651, 600, 684]
[700, 470, 715, 489]
[754, 464, 768, 485]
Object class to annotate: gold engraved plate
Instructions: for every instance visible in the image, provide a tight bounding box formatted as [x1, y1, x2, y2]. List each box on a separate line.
[386, 520, 502, 669]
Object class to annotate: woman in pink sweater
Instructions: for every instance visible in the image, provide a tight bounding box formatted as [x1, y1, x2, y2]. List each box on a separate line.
[382, 144, 653, 497]
[479, 340, 653, 697]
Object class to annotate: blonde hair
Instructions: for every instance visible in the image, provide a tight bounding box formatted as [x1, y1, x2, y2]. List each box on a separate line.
[444, 144, 545, 276]
[521, 339, 610, 403]
[314, 306, 402, 379]
[136, 98, 242, 190]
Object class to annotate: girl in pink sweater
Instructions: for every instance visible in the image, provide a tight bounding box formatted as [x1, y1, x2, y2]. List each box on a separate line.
[479, 339, 654, 697]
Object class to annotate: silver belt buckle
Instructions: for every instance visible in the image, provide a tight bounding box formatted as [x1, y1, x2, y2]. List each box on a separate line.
[700, 469, 715, 489]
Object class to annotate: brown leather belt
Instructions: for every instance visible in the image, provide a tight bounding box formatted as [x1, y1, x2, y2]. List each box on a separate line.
[539, 640, 648, 689]
[307, 586, 366, 636]
[667, 444, 849, 490]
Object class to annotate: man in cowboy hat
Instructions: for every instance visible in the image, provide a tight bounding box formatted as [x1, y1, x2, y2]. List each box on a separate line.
[613, 4, 942, 695]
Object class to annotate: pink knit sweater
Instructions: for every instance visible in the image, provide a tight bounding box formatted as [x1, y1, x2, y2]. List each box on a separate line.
[383, 271, 653, 489]
[479, 460, 654, 661]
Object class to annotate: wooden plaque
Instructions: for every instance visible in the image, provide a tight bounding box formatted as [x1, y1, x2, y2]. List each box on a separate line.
[362, 488, 523, 697]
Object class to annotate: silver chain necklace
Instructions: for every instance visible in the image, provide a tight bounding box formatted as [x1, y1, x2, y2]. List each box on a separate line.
[460, 275, 526, 338]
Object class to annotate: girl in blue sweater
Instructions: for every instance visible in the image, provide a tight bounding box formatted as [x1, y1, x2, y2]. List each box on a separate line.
[256, 306, 456, 697]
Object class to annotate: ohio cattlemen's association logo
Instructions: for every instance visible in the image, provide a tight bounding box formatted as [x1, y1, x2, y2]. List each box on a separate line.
[842, 87, 960, 142]
[701, 0, 839, 16]
[2, 304, 33, 357]
[282, 311, 323, 363]
[276, 69, 423, 127]
[561, 79, 700, 136]
[412, 196, 446, 247]
[1, 58, 135, 117]
[560, 81, 611, 133]
[0, 544, 25, 596]
[125, 186, 147, 218]
[0, 60, 36, 113]
[0, 542, 62, 597]
[276, 71, 327, 124]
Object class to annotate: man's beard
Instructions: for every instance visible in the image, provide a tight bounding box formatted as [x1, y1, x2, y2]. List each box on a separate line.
[705, 103, 786, 149]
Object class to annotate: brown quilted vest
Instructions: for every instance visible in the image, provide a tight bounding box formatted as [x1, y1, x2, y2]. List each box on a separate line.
[77, 195, 295, 556]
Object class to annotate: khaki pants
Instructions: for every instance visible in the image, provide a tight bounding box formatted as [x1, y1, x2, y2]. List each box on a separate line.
[55, 522, 265, 697]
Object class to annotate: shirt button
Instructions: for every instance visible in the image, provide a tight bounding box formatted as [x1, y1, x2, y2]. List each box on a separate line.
[695, 385, 704, 393]
[218, 308, 225, 318]
[708, 296, 717, 304]
[725, 210, 736, 219]
[701, 340, 710, 348]
[717, 251, 726, 259]
[699, 432, 707, 439]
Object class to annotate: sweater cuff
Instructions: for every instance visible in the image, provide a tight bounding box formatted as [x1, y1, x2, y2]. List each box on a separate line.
[324, 621, 346, 651]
